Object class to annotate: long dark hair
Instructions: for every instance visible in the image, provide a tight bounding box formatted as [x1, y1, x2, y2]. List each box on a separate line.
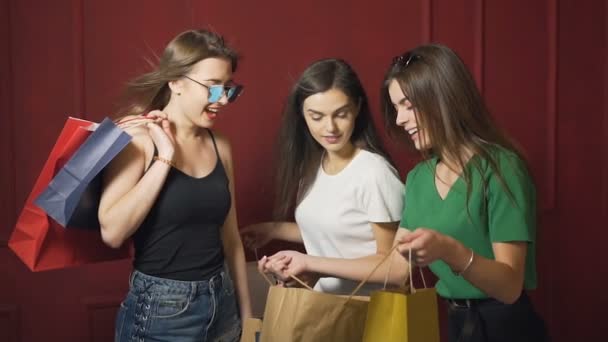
[274, 58, 394, 220]
[117, 29, 238, 117]
[381, 44, 525, 205]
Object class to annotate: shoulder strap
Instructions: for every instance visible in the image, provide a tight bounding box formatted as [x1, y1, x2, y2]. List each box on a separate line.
[207, 129, 221, 159]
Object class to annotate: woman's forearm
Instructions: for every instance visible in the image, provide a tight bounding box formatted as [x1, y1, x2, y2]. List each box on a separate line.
[272, 222, 303, 243]
[443, 237, 525, 304]
[307, 251, 409, 287]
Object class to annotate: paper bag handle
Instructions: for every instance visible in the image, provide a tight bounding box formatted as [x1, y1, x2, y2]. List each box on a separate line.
[254, 247, 276, 287]
[383, 248, 427, 294]
[288, 274, 315, 291]
[258, 268, 275, 287]
[255, 246, 427, 298]
[347, 245, 429, 300]
[346, 244, 400, 300]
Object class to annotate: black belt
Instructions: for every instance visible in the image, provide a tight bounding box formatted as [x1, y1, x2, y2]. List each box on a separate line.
[446, 297, 497, 309]
[445, 293, 528, 341]
[446, 292, 529, 309]
[445, 298, 490, 341]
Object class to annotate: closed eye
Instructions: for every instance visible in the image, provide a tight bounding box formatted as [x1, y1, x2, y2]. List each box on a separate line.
[335, 111, 349, 118]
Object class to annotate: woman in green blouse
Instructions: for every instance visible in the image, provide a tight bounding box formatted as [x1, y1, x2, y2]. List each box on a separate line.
[383, 44, 549, 342]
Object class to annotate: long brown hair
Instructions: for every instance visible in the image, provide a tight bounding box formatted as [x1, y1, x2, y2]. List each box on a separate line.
[117, 29, 238, 117]
[274, 58, 395, 220]
[381, 44, 525, 205]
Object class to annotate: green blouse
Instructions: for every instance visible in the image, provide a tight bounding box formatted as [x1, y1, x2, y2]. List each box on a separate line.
[401, 147, 537, 299]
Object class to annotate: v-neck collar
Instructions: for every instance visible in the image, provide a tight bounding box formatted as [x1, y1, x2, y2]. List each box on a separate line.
[431, 156, 469, 202]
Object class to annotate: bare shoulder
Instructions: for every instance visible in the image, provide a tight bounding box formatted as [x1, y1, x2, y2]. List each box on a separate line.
[125, 125, 153, 149]
[122, 125, 155, 166]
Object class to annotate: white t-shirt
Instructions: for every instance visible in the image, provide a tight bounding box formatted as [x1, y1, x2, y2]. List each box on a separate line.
[295, 150, 404, 295]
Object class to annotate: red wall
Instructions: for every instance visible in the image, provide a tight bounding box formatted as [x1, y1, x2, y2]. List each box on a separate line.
[1, 0, 606, 341]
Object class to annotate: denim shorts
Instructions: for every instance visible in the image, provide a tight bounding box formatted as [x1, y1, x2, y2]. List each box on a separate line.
[115, 267, 241, 342]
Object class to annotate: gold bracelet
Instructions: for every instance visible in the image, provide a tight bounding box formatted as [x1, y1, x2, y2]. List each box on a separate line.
[153, 156, 175, 167]
[455, 248, 475, 276]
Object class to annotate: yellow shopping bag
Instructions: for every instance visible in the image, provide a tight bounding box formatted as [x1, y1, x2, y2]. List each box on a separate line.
[362, 249, 440, 342]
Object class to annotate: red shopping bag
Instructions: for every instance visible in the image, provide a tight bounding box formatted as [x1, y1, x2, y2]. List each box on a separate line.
[8, 117, 131, 271]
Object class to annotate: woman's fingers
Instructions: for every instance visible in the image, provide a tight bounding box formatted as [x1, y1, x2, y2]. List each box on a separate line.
[271, 257, 291, 271]
[147, 110, 167, 119]
[161, 119, 172, 136]
[257, 256, 269, 273]
[267, 253, 286, 261]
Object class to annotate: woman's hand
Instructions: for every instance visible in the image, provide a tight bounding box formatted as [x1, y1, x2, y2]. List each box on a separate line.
[258, 251, 311, 281]
[145, 111, 175, 161]
[267, 250, 310, 278]
[117, 110, 164, 129]
[258, 251, 319, 288]
[396, 228, 450, 266]
[397, 228, 529, 304]
[117, 110, 175, 160]
[258, 254, 291, 282]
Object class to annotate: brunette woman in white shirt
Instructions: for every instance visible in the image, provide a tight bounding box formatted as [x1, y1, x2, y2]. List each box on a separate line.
[242, 59, 407, 294]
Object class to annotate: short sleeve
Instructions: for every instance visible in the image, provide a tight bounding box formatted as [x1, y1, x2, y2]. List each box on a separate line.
[360, 157, 404, 223]
[487, 152, 536, 243]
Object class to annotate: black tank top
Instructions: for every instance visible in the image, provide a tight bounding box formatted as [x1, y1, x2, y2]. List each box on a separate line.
[133, 129, 231, 281]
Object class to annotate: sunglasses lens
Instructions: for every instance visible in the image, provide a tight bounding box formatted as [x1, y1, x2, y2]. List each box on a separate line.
[227, 86, 243, 103]
[225, 88, 235, 101]
[206, 84, 243, 103]
[208, 86, 223, 103]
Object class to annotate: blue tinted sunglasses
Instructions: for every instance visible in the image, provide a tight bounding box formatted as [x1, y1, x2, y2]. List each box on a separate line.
[183, 75, 244, 103]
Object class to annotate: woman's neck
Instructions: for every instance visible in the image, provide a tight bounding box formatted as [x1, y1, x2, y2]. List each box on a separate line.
[163, 102, 206, 142]
[323, 143, 359, 174]
[438, 145, 475, 172]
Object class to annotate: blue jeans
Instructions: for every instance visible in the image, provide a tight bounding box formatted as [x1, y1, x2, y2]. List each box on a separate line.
[115, 268, 241, 342]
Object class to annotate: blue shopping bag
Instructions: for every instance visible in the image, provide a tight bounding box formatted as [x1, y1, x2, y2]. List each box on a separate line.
[34, 117, 131, 229]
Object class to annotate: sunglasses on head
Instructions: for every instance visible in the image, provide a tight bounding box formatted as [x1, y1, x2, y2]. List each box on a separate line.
[392, 52, 421, 69]
[183, 75, 244, 103]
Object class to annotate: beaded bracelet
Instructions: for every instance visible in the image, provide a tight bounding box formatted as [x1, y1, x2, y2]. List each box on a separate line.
[153, 156, 175, 167]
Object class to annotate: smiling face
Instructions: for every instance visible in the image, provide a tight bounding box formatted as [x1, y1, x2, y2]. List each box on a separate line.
[170, 57, 235, 128]
[302, 88, 358, 155]
[388, 79, 431, 150]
